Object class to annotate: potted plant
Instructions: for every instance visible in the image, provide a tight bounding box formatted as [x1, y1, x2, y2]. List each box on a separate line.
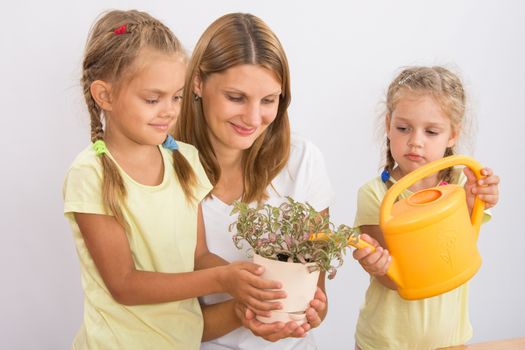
[230, 197, 359, 324]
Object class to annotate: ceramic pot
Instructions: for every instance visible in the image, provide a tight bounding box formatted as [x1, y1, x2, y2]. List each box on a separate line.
[253, 253, 320, 325]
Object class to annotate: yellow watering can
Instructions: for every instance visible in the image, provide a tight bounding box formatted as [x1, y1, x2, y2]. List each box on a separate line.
[311, 155, 485, 300]
[380, 155, 485, 299]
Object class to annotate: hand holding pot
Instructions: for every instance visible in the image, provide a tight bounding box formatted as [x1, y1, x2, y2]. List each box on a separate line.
[221, 261, 286, 315]
[305, 287, 328, 329]
[233, 287, 327, 341]
[235, 302, 309, 341]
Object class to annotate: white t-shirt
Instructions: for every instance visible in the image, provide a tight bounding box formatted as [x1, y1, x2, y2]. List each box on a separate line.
[200, 135, 334, 350]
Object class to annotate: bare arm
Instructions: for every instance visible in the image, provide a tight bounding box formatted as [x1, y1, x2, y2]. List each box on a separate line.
[201, 300, 242, 341]
[194, 205, 229, 269]
[75, 211, 237, 305]
[75, 204, 283, 306]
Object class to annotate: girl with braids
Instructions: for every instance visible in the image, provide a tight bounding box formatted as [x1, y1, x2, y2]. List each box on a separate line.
[174, 13, 331, 349]
[352, 66, 500, 350]
[63, 10, 283, 349]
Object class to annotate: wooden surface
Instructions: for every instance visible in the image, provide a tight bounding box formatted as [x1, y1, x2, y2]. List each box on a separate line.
[439, 337, 525, 349]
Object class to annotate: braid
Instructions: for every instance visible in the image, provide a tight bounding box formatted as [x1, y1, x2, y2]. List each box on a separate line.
[85, 96, 104, 142]
[172, 151, 198, 202]
[82, 65, 127, 229]
[384, 139, 396, 173]
[100, 156, 127, 229]
[439, 147, 455, 184]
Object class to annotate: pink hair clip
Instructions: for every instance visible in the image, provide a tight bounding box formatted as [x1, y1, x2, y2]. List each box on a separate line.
[114, 25, 127, 35]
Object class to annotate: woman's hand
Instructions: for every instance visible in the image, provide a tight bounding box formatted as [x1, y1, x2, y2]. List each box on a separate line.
[464, 167, 500, 211]
[232, 286, 327, 342]
[352, 233, 391, 276]
[305, 287, 327, 329]
[234, 303, 310, 342]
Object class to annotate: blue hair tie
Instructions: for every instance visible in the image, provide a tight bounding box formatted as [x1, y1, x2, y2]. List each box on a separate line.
[162, 135, 179, 151]
[381, 169, 390, 183]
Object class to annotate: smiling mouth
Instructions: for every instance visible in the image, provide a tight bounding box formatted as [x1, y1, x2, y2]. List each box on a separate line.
[149, 124, 169, 131]
[230, 122, 256, 136]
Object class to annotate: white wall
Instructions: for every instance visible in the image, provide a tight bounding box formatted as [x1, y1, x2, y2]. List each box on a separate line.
[1, 1, 524, 349]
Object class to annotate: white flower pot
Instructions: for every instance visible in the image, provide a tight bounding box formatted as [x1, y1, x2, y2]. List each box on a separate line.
[253, 253, 320, 325]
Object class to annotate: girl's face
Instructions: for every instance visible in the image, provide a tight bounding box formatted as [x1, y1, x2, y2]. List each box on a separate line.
[194, 64, 281, 156]
[387, 93, 458, 177]
[106, 50, 186, 147]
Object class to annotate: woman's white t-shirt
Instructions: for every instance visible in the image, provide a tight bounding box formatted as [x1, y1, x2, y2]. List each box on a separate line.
[200, 135, 334, 350]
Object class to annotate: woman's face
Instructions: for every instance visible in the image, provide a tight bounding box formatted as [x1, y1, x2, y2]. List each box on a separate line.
[194, 64, 281, 155]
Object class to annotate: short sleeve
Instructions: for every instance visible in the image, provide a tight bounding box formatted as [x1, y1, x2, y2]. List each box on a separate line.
[354, 181, 383, 227]
[176, 143, 213, 202]
[300, 138, 334, 211]
[63, 162, 108, 216]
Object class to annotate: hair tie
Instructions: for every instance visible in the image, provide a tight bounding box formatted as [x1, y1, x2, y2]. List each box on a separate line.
[162, 135, 179, 151]
[381, 169, 390, 183]
[93, 140, 107, 156]
[114, 24, 127, 35]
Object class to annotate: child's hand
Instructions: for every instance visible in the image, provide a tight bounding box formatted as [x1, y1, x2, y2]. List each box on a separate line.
[464, 167, 500, 211]
[221, 261, 286, 316]
[304, 287, 327, 329]
[352, 233, 391, 276]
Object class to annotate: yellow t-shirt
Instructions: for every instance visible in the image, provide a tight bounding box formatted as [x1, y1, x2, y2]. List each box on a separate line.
[63, 142, 212, 350]
[354, 170, 490, 350]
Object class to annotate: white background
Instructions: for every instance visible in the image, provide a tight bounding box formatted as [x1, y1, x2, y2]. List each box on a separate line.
[1, 1, 524, 349]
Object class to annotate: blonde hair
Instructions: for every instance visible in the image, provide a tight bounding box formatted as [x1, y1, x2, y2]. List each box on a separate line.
[383, 66, 467, 183]
[81, 9, 196, 228]
[174, 13, 291, 203]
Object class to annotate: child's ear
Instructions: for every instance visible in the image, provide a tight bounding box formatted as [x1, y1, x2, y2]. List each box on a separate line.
[447, 127, 460, 147]
[385, 113, 392, 138]
[90, 80, 113, 111]
[192, 74, 203, 99]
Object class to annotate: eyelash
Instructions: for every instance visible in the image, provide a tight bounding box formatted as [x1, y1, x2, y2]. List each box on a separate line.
[146, 95, 183, 104]
[396, 126, 440, 135]
[226, 95, 277, 104]
[227, 95, 244, 103]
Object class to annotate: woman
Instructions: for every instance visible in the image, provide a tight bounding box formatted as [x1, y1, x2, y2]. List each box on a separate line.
[174, 13, 333, 349]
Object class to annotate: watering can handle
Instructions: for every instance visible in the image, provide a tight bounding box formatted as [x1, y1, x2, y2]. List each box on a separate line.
[380, 155, 485, 238]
